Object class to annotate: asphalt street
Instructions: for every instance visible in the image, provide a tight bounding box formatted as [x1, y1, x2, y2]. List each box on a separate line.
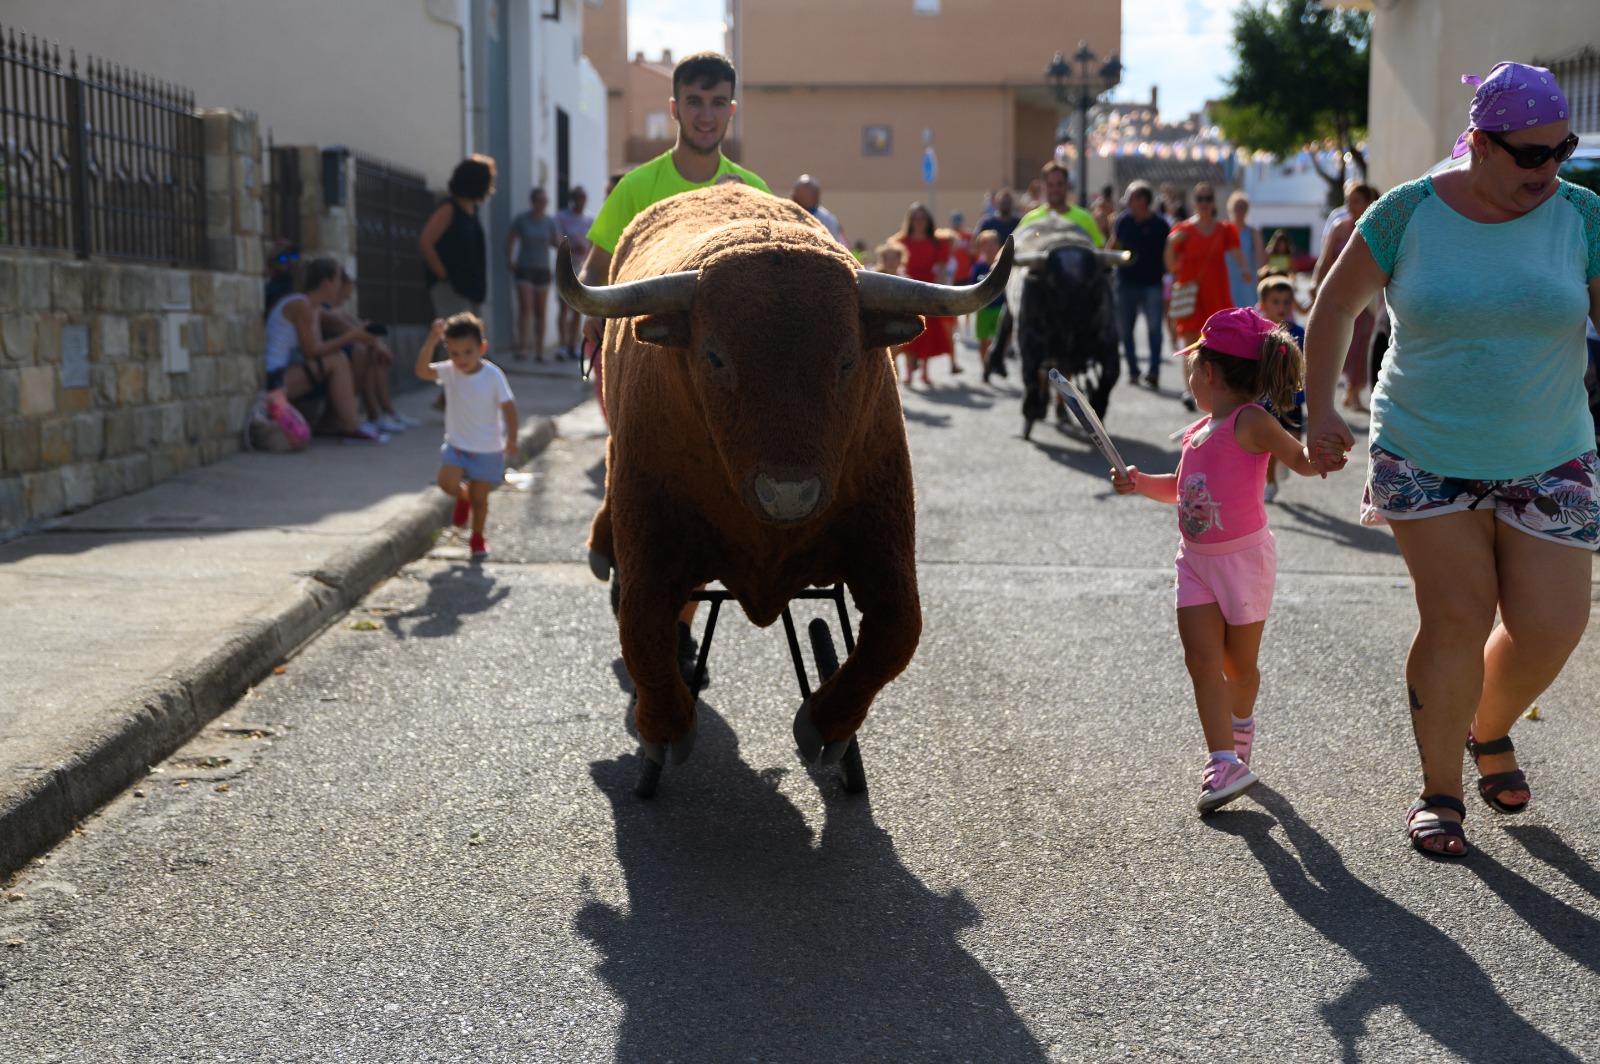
[4, 344, 1600, 1063]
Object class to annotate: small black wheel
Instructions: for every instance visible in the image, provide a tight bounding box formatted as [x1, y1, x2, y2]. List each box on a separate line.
[808, 618, 839, 684]
[840, 737, 867, 794]
[635, 756, 662, 799]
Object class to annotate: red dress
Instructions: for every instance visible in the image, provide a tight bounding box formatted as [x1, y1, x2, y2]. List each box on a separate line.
[900, 236, 952, 361]
[1170, 219, 1240, 336]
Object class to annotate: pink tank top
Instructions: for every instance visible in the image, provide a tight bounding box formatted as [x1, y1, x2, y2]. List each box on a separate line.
[1176, 405, 1270, 544]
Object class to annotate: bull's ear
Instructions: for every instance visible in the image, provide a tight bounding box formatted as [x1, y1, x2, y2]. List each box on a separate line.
[861, 312, 924, 349]
[633, 313, 691, 347]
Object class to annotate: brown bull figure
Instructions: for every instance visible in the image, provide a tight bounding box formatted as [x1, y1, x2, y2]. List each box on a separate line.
[558, 184, 1011, 788]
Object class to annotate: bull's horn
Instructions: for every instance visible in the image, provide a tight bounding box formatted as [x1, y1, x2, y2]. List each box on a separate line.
[554, 239, 699, 318]
[857, 236, 1014, 317]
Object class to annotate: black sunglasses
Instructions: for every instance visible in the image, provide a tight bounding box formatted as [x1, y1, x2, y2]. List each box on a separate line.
[1482, 129, 1580, 169]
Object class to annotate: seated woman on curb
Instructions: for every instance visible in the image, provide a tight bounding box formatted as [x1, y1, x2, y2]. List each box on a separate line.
[320, 268, 415, 435]
[264, 256, 387, 444]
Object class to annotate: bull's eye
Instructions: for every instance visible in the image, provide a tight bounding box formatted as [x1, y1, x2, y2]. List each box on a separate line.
[704, 348, 724, 369]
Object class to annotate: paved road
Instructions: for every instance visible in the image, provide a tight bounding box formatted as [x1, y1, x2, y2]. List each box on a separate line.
[5, 350, 1600, 1062]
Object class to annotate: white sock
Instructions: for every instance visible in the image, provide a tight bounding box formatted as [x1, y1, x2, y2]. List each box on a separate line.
[1232, 715, 1254, 730]
[1209, 750, 1241, 764]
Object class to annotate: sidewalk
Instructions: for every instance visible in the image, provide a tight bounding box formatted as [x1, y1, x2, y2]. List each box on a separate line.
[0, 356, 593, 879]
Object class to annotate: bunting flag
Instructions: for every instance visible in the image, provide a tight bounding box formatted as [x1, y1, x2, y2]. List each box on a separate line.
[1086, 104, 1366, 170]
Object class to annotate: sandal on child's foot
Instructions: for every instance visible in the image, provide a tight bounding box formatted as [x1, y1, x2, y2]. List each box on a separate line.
[1407, 794, 1468, 858]
[1466, 732, 1531, 814]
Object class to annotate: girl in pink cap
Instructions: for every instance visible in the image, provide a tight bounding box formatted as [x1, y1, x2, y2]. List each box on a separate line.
[1112, 307, 1341, 813]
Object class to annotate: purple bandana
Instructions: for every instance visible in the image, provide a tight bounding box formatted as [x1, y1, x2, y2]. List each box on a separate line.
[1451, 61, 1570, 158]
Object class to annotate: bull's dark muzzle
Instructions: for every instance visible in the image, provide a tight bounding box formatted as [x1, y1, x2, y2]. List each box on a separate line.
[751, 471, 825, 523]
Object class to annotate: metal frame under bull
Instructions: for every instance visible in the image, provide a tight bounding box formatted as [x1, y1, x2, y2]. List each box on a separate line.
[631, 583, 864, 799]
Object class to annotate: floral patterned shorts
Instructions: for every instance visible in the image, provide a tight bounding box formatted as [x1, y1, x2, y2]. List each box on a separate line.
[1361, 444, 1600, 550]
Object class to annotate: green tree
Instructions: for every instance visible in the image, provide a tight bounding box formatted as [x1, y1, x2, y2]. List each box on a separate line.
[1213, 0, 1370, 203]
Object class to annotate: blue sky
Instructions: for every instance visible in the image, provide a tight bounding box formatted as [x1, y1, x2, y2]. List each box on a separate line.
[625, 0, 1247, 120]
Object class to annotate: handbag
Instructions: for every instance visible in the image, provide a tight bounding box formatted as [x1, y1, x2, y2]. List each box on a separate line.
[1169, 221, 1225, 321]
[1169, 280, 1198, 320]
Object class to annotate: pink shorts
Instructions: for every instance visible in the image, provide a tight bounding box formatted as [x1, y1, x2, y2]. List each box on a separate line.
[1174, 526, 1277, 625]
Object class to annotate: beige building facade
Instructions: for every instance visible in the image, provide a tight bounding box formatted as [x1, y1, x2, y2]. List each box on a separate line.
[730, 0, 1120, 246]
[624, 53, 680, 165]
[1359, 0, 1599, 192]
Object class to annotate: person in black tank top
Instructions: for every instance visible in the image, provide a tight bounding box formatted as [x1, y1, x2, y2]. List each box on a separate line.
[419, 154, 495, 315]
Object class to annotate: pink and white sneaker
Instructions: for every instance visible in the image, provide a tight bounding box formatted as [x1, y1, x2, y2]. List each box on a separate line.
[1233, 717, 1256, 766]
[1197, 756, 1259, 815]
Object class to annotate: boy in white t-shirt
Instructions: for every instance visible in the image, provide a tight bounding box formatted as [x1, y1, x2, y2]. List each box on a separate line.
[415, 313, 518, 560]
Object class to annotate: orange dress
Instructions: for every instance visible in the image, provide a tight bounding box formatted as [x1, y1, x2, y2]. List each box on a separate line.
[900, 236, 953, 361]
[1170, 219, 1240, 336]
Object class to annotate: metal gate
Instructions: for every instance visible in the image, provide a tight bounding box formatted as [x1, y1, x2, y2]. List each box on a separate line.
[353, 153, 433, 326]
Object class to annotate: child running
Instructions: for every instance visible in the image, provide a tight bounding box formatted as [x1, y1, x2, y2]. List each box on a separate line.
[415, 313, 519, 560]
[1110, 307, 1343, 813]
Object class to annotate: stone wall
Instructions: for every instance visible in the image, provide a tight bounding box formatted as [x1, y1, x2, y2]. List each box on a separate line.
[0, 109, 265, 541]
[0, 253, 264, 538]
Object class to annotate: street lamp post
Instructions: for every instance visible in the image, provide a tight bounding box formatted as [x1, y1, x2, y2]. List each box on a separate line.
[1046, 42, 1122, 204]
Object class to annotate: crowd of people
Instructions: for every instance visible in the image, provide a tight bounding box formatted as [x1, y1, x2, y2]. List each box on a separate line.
[259, 50, 1600, 858]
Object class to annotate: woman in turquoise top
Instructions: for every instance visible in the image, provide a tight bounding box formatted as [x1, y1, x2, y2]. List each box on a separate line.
[1305, 62, 1600, 858]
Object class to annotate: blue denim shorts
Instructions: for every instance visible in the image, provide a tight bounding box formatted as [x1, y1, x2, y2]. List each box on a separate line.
[440, 443, 505, 484]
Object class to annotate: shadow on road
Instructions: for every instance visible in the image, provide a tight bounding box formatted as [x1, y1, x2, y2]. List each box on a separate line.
[576, 704, 1048, 1062]
[385, 564, 509, 639]
[1215, 786, 1578, 1064]
[914, 381, 998, 411]
[1273, 500, 1400, 555]
[901, 407, 954, 429]
[1467, 825, 1600, 979]
[1030, 429, 1174, 481]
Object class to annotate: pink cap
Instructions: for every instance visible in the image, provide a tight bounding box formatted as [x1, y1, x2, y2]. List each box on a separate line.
[1174, 306, 1277, 361]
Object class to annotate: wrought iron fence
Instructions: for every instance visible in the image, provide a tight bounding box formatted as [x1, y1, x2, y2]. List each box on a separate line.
[0, 26, 205, 266]
[262, 135, 302, 249]
[353, 152, 433, 326]
[1542, 47, 1600, 135]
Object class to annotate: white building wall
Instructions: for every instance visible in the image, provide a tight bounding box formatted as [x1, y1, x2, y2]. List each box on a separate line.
[4, 0, 465, 187]
[506, 0, 607, 347]
[1241, 156, 1339, 252]
[1367, 0, 1597, 192]
[573, 59, 611, 204]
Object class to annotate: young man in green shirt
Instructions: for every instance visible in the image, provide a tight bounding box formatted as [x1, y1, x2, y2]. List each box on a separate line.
[578, 52, 769, 353]
[577, 52, 768, 677]
[1017, 160, 1105, 247]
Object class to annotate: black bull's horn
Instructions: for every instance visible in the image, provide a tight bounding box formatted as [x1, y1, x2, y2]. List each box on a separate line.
[554, 236, 1014, 320]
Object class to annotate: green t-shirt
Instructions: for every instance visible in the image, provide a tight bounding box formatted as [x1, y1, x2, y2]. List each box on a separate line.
[1017, 204, 1105, 247]
[586, 152, 771, 254]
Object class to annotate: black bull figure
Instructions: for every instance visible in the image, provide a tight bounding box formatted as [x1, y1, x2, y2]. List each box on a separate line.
[1004, 218, 1132, 435]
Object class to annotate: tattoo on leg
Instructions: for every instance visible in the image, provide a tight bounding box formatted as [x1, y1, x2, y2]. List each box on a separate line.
[1409, 685, 1426, 764]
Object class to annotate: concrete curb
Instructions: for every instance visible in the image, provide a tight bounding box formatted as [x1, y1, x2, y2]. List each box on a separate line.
[0, 415, 560, 881]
